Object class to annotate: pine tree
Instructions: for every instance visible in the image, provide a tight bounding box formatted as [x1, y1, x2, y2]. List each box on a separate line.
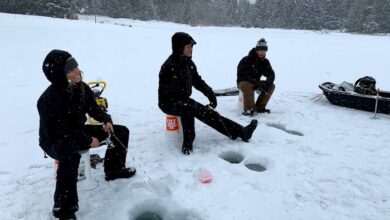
[373, 0, 390, 33]
[253, 0, 267, 28]
[1, 0, 389, 33]
[237, 0, 252, 27]
[226, 0, 239, 25]
[346, 0, 378, 33]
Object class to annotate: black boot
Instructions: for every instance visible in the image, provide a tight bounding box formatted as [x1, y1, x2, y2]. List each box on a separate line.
[52, 203, 78, 220]
[182, 142, 193, 155]
[257, 108, 271, 113]
[242, 108, 255, 116]
[58, 213, 77, 220]
[105, 167, 136, 181]
[240, 119, 258, 142]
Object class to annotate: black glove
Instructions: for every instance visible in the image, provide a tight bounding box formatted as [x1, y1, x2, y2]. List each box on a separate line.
[208, 93, 217, 109]
[264, 81, 273, 92]
[252, 84, 260, 90]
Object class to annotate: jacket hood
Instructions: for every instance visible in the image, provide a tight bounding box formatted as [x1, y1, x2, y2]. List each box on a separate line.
[42, 50, 72, 87]
[171, 32, 196, 56]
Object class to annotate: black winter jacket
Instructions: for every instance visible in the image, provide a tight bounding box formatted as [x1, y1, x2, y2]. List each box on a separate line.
[237, 48, 275, 88]
[158, 54, 214, 106]
[37, 50, 112, 159]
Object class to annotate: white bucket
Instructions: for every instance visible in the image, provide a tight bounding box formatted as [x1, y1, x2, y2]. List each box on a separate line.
[238, 90, 244, 113]
[77, 150, 97, 191]
[164, 115, 183, 148]
[238, 90, 259, 113]
[77, 150, 91, 182]
[54, 150, 97, 191]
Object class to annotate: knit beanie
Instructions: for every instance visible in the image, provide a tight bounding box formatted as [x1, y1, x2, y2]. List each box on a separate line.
[256, 38, 268, 51]
[64, 57, 79, 74]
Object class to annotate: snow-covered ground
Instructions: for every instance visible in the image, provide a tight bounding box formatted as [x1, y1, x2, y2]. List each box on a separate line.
[0, 13, 389, 220]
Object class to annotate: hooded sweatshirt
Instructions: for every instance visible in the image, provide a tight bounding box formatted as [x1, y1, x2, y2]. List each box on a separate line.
[158, 32, 214, 106]
[37, 50, 112, 159]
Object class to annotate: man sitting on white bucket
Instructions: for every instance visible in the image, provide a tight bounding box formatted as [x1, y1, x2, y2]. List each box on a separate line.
[237, 38, 276, 116]
[158, 32, 258, 155]
[37, 50, 136, 220]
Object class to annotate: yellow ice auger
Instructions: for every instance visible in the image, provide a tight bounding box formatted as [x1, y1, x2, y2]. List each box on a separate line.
[86, 81, 108, 125]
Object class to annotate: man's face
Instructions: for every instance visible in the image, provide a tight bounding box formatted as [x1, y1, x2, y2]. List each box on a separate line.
[66, 67, 82, 85]
[183, 44, 193, 57]
[256, 50, 267, 58]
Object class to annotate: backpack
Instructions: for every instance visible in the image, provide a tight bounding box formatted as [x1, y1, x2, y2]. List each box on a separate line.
[354, 76, 376, 95]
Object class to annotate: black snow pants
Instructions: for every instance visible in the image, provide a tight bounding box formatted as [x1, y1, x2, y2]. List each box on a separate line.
[53, 124, 129, 210]
[159, 98, 243, 145]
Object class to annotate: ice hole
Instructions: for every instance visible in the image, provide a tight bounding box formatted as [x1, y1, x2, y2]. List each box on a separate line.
[285, 130, 304, 136]
[266, 123, 304, 136]
[135, 211, 163, 220]
[245, 163, 266, 172]
[220, 151, 244, 164]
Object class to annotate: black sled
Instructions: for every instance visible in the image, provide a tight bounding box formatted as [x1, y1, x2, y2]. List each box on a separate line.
[319, 79, 390, 114]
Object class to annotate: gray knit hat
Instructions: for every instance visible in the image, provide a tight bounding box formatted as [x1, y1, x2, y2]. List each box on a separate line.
[256, 38, 268, 51]
[64, 57, 79, 74]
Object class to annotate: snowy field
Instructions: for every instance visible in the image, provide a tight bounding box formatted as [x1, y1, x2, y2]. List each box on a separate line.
[0, 13, 390, 220]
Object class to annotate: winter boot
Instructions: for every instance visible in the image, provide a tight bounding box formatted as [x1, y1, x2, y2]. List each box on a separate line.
[182, 142, 193, 155]
[52, 204, 78, 220]
[240, 119, 258, 142]
[257, 108, 271, 114]
[242, 108, 255, 116]
[57, 213, 77, 220]
[105, 167, 136, 181]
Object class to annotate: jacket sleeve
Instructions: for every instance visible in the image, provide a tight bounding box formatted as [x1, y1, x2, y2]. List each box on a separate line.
[191, 63, 214, 98]
[237, 57, 258, 85]
[263, 59, 275, 88]
[84, 84, 113, 124]
[37, 93, 91, 147]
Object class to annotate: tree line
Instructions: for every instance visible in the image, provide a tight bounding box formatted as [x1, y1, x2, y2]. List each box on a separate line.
[1, 0, 390, 34]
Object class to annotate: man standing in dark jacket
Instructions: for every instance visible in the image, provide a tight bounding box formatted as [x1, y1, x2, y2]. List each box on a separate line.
[159, 32, 258, 155]
[37, 50, 136, 220]
[237, 38, 275, 116]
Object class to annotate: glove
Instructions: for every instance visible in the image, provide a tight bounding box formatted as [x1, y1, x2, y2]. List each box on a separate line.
[252, 84, 262, 94]
[208, 93, 217, 109]
[264, 81, 273, 92]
